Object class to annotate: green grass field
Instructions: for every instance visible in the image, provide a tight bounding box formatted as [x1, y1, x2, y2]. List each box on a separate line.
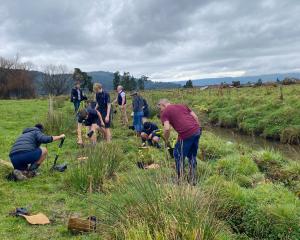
[0, 88, 299, 240]
[141, 84, 300, 143]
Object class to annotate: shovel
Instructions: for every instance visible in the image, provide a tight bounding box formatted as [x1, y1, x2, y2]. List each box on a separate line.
[51, 137, 67, 172]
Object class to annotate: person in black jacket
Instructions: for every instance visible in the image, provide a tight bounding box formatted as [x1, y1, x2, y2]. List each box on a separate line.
[70, 82, 87, 112]
[9, 124, 65, 180]
[77, 107, 105, 145]
[141, 121, 161, 148]
[142, 97, 149, 122]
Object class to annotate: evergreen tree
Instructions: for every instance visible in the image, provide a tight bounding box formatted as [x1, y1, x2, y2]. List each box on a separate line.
[121, 72, 131, 90]
[113, 71, 121, 90]
[184, 79, 193, 88]
[129, 76, 137, 91]
[137, 78, 145, 90]
[72, 68, 93, 92]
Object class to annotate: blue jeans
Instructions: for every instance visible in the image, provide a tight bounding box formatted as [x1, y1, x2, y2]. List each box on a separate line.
[133, 111, 144, 133]
[73, 100, 81, 112]
[173, 130, 201, 178]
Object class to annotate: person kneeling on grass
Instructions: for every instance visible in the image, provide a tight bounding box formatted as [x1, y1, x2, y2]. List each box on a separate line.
[77, 107, 105, 145]
[141, 122, 161, 148]
[9, 124, 65, 180]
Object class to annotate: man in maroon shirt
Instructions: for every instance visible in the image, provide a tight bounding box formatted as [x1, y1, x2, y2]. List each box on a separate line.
[158, 99, 201, 184]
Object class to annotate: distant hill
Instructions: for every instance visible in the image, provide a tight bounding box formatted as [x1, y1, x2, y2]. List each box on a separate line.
[29, 70, 180, 95]
[175, 72, 300, 86]
[87, 71, 180, 90]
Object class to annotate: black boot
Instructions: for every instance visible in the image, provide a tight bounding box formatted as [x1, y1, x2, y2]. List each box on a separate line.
[154, 142, 161, 149]
[147, 139, 153, 146]
[28, 162, 40, 171]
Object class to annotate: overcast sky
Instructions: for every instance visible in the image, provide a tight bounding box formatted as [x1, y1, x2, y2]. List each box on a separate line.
[1, 0, 300, 81]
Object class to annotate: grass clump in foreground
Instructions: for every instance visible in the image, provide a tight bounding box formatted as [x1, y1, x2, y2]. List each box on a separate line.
[66, 142, 122, 193]
[206, 177, 300, 240]
[95, 175, 229, 240]
[253, 149, 300, 196]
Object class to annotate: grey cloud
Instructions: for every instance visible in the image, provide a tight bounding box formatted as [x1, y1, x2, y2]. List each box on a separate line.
[0, 0, 300, 81]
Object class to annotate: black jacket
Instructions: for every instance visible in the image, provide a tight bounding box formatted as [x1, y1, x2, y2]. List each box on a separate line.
[70, 88, 86, 102]
[9, 127, 53, 156]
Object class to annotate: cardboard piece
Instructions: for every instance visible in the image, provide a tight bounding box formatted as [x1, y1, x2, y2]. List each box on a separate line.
[145, 163, 160, 169]
[21, 213, 50, 225]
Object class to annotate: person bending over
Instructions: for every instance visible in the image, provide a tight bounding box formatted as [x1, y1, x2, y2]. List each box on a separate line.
[94, 83, 112, 142]
[9, 124, 65, 180]
[158, 99, 201, 184]
[141, 122, 161, 148]
[77, 107, 105, 145]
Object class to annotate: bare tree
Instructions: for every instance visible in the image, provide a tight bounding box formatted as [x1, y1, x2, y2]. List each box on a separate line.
[41, 64, 71, 96]
[0, 55, 35, 99]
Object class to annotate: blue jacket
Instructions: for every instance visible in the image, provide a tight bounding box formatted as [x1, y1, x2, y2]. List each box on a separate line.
[9, 127, 53, 156]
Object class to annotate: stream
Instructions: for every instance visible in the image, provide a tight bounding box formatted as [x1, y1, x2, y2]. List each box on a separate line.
[207, 126, 300, 161]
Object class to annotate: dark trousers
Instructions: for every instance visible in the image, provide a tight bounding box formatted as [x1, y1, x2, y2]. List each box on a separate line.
[173, 130, 201, 178]
[73, 100, 81, 112]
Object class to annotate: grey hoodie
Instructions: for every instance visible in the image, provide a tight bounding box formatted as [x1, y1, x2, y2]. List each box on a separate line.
[9, 127, 53, 156]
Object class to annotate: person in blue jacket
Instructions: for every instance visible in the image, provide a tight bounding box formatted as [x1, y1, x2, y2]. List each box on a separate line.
[9, 124, 65, 180]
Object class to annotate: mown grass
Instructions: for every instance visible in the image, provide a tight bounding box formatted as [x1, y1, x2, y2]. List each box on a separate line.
[0, 91, 299, 240]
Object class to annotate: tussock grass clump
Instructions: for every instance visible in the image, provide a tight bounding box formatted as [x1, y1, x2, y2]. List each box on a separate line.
[206, 176, 300, 239]
[216, 155, 259, 177]
[97, 176, 225, 239]
[52, 96, 66, 109]
[252, 149, 285, 175]
[43, 110, 75, 135]
[200, 132, 235, 161]
[253, 150, 300, 194]
[242, 184, 300, 239]
[281, 125, 300, 144]
[66, 142, 122, 192]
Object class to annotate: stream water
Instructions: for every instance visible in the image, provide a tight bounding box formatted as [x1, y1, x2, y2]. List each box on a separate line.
[207, 126, 300, 161]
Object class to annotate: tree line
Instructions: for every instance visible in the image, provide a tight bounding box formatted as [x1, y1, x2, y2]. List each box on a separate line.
[0, 55, 151, 99]
[0, 55, 94, 99]
[113, 71, 148, 91]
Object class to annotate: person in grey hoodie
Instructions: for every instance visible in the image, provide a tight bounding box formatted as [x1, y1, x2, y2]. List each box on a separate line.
[9, 123, 65, 180]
